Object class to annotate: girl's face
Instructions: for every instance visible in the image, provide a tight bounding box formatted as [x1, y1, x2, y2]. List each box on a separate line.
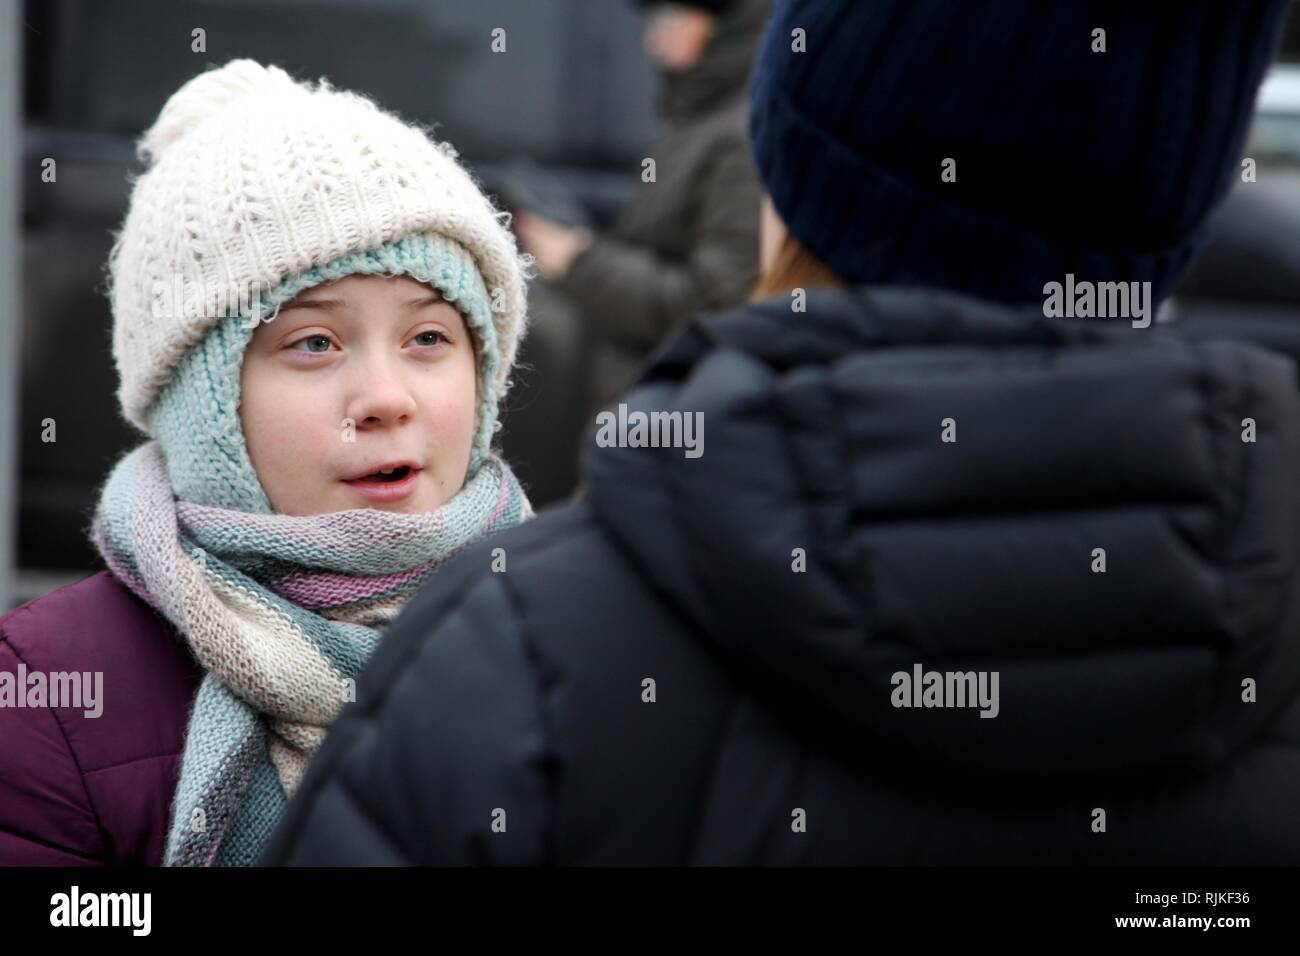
[239, 274, 479, 516]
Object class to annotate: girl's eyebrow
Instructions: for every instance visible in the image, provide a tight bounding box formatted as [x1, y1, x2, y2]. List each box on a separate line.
[403, 293, 445, 308]
[278, 297, 344, 312]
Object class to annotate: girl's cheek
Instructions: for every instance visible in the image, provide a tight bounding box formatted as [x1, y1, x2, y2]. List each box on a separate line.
[246, 379, 322, 461]
[425, 366, 478, 429]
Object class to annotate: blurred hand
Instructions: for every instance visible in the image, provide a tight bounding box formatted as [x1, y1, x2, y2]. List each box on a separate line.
[515, 211, 593, 281]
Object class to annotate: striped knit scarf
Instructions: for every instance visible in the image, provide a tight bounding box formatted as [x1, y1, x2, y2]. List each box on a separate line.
[90, 440, 531, 866]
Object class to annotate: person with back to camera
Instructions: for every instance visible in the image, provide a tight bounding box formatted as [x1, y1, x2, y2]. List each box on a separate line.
[264, 0, 1300, 865]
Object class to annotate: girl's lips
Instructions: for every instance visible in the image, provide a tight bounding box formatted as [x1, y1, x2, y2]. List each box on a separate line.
[341, 468, 421, 503]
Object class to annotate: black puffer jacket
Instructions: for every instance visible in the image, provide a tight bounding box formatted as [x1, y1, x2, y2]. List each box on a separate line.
[264, 287, 1300, 865]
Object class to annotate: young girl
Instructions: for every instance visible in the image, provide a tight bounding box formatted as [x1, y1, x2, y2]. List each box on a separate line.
[0, 59, 532, 866]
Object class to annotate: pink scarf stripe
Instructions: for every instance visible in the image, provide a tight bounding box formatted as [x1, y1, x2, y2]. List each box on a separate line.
[270, 557, 443, 610]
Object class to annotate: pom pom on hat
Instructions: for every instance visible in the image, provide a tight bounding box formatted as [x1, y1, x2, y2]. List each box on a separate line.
[138, 59, 303, 165]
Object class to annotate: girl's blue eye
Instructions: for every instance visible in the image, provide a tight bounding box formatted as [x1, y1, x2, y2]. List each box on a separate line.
[291, 334, 333, 353]
[413, 330, 446, 347]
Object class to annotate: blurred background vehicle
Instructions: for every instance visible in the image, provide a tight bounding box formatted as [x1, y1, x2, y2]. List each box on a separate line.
[1, 0, 1298, 610]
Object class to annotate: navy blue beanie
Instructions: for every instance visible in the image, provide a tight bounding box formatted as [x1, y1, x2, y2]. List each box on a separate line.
[749, 0, 1291, 305]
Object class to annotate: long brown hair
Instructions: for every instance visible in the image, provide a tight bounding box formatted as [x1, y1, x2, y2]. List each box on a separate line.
[750, 233, 843, 300]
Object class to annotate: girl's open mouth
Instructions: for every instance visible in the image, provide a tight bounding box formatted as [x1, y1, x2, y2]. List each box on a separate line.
[342, 465, 420, 503]
[355, 465, 411, 483]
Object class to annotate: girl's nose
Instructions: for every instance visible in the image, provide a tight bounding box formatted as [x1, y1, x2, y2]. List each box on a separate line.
[346, 362, 418, 430]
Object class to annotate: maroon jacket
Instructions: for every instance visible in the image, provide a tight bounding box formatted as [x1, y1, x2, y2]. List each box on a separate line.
[0, 571, 203, 865]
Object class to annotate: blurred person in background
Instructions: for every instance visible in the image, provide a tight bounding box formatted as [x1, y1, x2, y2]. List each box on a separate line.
[514, 0, 766, 417]
[0, 60, 532, 866]
[264, 0, 1300, 866]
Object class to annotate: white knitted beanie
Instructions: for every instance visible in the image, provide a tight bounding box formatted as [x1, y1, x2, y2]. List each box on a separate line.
[108, 58, 529, 437]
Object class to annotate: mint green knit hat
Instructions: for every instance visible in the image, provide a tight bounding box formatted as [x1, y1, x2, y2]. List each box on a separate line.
[151, 233, 505, 514]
